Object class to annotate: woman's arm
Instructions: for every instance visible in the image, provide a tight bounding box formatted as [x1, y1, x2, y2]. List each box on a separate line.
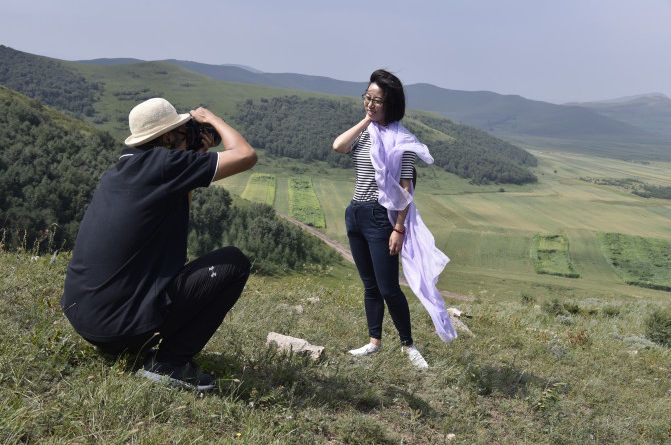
[332, 116, 372, 153]
[389, 179, 412, 256]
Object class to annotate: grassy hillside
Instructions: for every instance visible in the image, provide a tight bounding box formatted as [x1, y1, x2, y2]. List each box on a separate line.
[2, 243, 670, 444]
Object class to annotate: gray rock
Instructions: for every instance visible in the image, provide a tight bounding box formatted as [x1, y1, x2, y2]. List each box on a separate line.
[266, 332, 324, 360]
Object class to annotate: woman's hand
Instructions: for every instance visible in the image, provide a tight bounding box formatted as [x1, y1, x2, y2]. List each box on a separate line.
[389, 230, 404, 256]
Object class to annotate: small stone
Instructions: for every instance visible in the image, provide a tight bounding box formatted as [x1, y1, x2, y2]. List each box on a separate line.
[266, 332, 324, 360]
[447, 433, 456, 441]
[447, 307, 474, 337]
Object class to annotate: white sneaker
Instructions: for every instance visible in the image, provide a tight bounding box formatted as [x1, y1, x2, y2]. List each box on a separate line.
[403, 345, 429, 369]
[348, 343, 381, 356]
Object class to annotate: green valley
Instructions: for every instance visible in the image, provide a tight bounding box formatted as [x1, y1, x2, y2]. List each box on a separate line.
[1, 45, 670, 444]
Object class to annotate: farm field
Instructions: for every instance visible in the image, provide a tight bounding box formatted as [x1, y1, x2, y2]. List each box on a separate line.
[599, 232, 671, 291]
[241, 173, 276, 206]
[288, 176, 326, 228]
[219, 149, 671, 302]
[531, 234, 580, 278]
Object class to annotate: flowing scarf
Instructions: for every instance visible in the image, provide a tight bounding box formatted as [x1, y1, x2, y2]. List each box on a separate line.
[368, 121, 457, 342]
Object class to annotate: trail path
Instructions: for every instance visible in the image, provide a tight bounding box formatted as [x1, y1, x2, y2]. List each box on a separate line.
[281, 215, 474, 302]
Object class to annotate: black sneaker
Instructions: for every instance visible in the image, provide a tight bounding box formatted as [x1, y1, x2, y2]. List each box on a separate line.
[138, 353, 216, 392]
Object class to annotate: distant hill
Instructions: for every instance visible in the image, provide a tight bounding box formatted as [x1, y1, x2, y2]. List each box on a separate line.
[166, 60, 365, 96]
[403, 83, 649, 138]
[0, 45, 101, 117]
[568, 93, 671, 138]
[75, 57, 145, 65]
[156, 61, 654, 139]
[73, 57, 671, 160]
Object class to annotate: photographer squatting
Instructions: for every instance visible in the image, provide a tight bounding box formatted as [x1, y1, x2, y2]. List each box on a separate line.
[61, 98, 257, 391]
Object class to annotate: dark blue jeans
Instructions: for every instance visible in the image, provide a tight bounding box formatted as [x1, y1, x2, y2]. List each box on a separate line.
[345, 200, 413, 346]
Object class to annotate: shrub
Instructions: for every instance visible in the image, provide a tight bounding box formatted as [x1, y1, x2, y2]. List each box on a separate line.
[601, 305, 621, 318]
[542, 298, 565, 316]
[520, 292, 536, 305]
[645, 308, 671, 347]
[563, 302, 581, 315]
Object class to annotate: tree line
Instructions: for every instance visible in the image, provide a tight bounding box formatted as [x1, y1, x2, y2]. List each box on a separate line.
[235, 96, 537, 184]
[189, 188, 338, 274]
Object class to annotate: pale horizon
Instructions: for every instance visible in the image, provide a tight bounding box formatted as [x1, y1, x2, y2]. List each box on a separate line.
[2, 0, 671, 104]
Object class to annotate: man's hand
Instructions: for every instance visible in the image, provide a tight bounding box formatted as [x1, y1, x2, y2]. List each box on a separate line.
[190, 107, 217, 125]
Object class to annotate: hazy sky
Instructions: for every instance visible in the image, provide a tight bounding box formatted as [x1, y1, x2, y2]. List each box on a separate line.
[1, 0, 670, 104]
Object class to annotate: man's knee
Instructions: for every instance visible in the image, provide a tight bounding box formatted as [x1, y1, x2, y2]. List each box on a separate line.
[214, 246, 252, 276]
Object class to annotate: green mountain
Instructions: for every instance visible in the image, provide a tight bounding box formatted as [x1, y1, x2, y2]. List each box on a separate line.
[0, 45, 537, 184]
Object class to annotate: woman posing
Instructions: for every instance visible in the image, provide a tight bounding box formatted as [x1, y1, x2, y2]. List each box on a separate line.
[333, 69, 456, 369]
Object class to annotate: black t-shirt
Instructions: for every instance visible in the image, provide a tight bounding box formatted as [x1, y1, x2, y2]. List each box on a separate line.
[61, 146, 218, 341]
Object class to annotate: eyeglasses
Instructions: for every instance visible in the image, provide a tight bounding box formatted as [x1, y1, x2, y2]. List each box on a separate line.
[362, 93, 384, 107]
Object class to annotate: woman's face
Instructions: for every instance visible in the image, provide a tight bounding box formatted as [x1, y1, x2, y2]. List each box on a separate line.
[364, 82, 385, 124]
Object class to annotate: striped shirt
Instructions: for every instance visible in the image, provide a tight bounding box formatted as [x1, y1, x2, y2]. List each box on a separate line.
[351, 129, 416, 202]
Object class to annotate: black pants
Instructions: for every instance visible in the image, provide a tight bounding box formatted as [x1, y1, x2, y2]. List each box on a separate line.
[345, 201, 413, 346]
[87, 247, 251, 364]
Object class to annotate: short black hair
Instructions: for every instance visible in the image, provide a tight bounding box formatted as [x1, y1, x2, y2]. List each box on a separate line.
[369, 69, 405, 123]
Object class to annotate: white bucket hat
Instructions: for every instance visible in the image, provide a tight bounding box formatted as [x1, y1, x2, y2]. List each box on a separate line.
[124, 98, 192, 147]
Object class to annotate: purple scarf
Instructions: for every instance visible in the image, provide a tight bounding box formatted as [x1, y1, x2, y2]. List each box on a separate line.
[368, 121, 457, 342]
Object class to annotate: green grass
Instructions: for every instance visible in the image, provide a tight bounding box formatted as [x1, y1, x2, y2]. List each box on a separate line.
[288, 176, 326, 228]
[240, 173, 276, 206]
[2, 252, 670, 444]
[598, 232, 671, 291]
[531, 234, 580, 278]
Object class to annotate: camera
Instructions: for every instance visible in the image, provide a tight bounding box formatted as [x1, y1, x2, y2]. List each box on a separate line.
[185, 120, 222, 151]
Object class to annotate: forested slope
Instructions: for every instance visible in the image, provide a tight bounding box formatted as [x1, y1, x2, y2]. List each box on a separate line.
[0, 86, 118, 250]
[236, 96, 537, 184]
[0, 45, 101, 117]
